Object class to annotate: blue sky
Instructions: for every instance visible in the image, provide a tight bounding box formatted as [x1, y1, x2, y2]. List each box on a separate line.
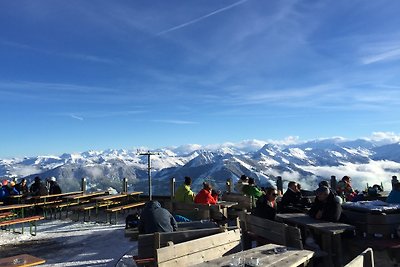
[1, 0, 400, 157]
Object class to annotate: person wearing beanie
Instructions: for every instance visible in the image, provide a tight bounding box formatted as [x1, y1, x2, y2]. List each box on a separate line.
[30, 176, 49, 196]
[48, 177, 62, 195]
[235, 174, 249, 194]
[308, 186, 342, 222]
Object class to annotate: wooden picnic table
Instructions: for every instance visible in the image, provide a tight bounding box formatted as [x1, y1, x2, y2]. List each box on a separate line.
[276, 213, 355, 267]
[62, 191, 108, 203]
[194, 243, 314, 267]
[0, 253, 45, 267]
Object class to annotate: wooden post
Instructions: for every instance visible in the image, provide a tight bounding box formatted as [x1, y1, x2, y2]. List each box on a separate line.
[81, 177, 87, 193]
[122, 177, 128, 193]
[276, 176, 283, 194]
[392, 176, 398, 190]
[170, 177, 176, 200]
[226, 178, 233, 193]
[330, 176, 337, 191]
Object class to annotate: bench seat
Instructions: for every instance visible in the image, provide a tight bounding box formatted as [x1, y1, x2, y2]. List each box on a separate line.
[106, 202, 146, 224]
[0, 215, 44, 235]
[0, 212, 17, 220]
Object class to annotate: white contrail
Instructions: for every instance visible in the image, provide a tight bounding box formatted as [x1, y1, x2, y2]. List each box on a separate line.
[157, 0, 248, 35]
[70, 114, 84, 121]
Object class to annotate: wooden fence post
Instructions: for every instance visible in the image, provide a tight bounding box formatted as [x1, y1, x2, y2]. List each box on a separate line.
[276, 176, 283, 194]
[330, 176, 337, 191]
[81, 177, 87, 193]
[392, 176, 398, 190]
[226, 178, 233, 193]
[122, 177, 128, 193]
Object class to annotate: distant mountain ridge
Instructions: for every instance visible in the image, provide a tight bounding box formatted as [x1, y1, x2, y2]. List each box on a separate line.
[1, 138, 400, 195]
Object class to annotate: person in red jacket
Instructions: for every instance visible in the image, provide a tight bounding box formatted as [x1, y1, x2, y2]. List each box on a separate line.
[194, 182, 218, 204]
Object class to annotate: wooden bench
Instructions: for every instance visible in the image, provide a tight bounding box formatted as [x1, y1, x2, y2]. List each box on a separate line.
[155, 229, 242, 266]
[70, 202, 113, 222]
[345, 248, 374, 267]
[171, 201, 227, 223]
[0, 215, 44, 236]
[242, 212, 303, 249]
[106, 201, 146, 224]
[136, 226, 239, 261]
[0, 211, 17, 220]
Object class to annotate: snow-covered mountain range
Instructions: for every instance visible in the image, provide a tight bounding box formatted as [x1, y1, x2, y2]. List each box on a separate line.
[1, 138, 400, 195]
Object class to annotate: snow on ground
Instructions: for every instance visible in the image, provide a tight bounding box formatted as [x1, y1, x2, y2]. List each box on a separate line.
[0, 218, 137, 266]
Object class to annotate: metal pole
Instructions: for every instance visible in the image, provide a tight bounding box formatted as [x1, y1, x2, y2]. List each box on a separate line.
[123, 177, 128, 193]
[148, 154, 152, 200]
[170, 177, 176, 199]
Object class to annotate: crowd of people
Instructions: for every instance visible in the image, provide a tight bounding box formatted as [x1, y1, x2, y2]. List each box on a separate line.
[0, 176, 62, 204]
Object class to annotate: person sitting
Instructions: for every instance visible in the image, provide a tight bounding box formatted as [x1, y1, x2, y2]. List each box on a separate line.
[280, 181, 303, 213]
[194, 182, 218, 205]
[174, 176, 195, 203]
[336, 175, 356, 202]
[235, 174, 249, 194]
[387, 182, 400, 204]
[138, 200, 178, 234]
[252, 187, 279, 221]
[29, 176, 49, 196]
[48, 177, 62, 195]
[15, 178, 29, 196]
[309, 186, 342, 222]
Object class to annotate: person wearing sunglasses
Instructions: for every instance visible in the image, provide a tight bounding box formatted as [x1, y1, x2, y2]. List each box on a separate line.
[252, 187, 279, 221]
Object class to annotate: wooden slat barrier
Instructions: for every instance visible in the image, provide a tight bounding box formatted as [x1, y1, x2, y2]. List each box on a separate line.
[156, 229, 242, 267]
[137, 226, 238, 259]
[344, 248, 374, 267]
[221, 193, 252, 211]
[243, 212, 303, 249]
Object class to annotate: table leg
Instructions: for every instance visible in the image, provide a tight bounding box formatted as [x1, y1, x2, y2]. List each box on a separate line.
[332, 234, 344, 267]
[321, 233, 334, 267]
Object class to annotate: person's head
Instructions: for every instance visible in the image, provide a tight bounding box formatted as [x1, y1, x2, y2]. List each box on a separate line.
[20, 178, 27, 185]
[248, 177, 255, 185]
[203, 182, 212, 191]
[8, 181, 15, 188]
[315, 186, 330, 202]
[34, 176, 41, 183]
[342, 176, 351, 183]
[49, 177, 56, 183]
[2, 180, 8, 187]
[184, 176, 192, 186]
[265, 187, 278, 202]
[288, 181, 299, 192]
[240, 175, 248, 182]
[318, 180, 330, 188]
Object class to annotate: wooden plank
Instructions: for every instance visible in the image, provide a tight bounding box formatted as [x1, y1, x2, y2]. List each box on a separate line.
[106, 201, 146, 212]
[285, 225, 303, 249]
[0, 216, 44, 226]
[221, 193, 251, 210]
[0, 254, 46, 267]
[345, 248, 374, 267]
[245, 214, 286, 245]
[156, 229, 241, 266]
[138, 227, 233, 258]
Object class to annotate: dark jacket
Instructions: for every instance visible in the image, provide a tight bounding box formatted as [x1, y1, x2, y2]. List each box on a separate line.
[15, 182, 29, 195]
[252, 195, 277, 221]
[308, 192, 342, 222]
[138, 201, 178, 234]
[280, 189, 302, 213]
[30, 181, 49, 196]
[49, 182, 62, 195]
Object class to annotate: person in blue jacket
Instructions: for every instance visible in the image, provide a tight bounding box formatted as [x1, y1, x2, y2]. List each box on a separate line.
[387, 182, 400, 204]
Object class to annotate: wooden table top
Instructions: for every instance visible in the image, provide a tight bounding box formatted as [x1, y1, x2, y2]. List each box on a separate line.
[0, 254, 45, 267]
[216, 200, 239, 208]
[0, 203, 34, 211]
[92, 191, 143, 201]
[276, 213, 355, 235]
[63, 191, 107, 200]
[194, 244, 314, 267]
